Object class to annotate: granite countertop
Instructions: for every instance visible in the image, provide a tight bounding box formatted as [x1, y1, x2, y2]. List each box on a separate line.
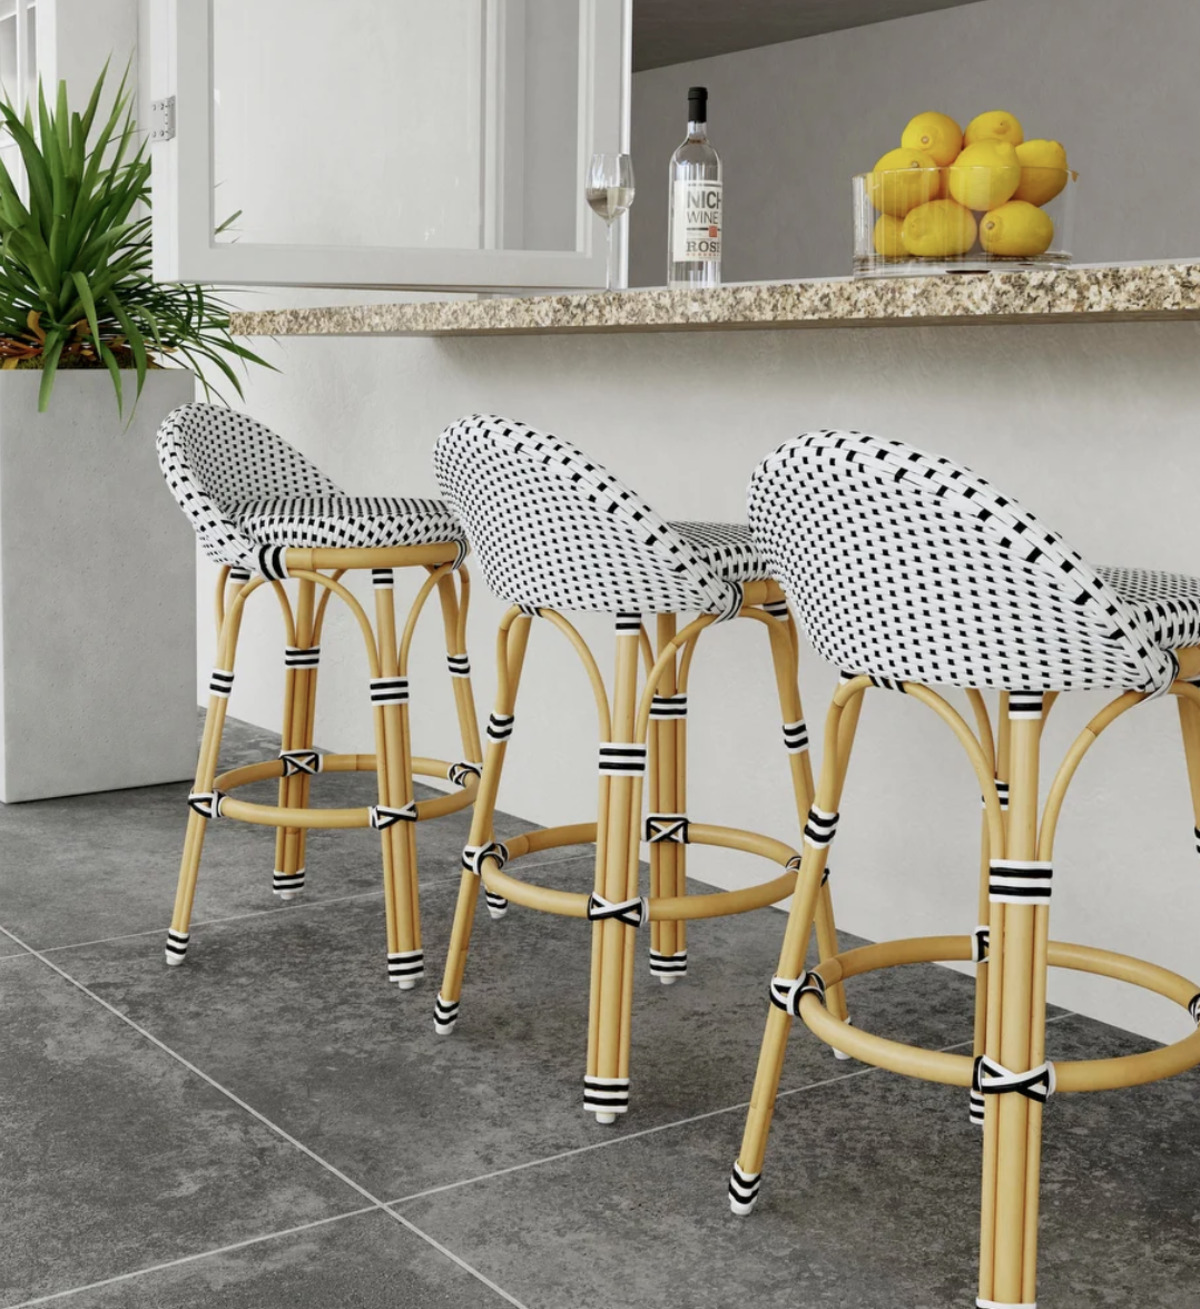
[230, 260, 1200, 338]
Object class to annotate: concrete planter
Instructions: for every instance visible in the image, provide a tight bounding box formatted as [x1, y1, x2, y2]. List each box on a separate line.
[0, 369, 197, 801]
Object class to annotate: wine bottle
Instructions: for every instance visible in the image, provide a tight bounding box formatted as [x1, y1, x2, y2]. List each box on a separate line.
[667, 85, 722, 288]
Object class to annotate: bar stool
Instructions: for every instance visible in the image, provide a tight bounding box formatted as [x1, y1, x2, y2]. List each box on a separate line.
[429, 414, 849, 1122]
[156, 403, 483, 988]
[730, 429, 1200, 1308]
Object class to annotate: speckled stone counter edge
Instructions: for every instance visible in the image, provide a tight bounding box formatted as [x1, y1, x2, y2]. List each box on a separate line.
[230, 261, 1200, 338]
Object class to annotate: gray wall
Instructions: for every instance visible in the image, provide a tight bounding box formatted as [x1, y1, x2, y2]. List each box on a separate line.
[630, 0, 1200, 285]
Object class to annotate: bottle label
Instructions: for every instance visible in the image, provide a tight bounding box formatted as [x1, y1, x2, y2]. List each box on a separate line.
[671, 180, 722, 262]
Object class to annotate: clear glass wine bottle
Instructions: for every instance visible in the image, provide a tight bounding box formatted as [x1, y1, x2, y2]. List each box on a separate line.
[667, 86, 722, 288]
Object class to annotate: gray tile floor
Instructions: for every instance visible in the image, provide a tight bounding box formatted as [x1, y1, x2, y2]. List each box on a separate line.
[2, 717, 1199, 1307]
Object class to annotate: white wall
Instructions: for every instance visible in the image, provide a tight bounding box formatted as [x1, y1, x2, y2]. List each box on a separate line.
[630, 0, 1200, 285]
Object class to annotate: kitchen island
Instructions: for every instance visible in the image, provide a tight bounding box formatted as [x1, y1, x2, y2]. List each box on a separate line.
[226, 261, 1200, 1044]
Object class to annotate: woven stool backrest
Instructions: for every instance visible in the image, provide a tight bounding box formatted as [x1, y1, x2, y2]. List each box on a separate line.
[157, 403, 340, 570]
[748, 429, 1174, 694]
[434, 414, 743, 619]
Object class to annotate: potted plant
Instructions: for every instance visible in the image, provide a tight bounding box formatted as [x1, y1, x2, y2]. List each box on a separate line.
[0, 67, 270, 801]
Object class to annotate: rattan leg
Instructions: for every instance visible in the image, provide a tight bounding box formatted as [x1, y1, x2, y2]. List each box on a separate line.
[649, 614, 686, 982]
[730, 684, 865, 1210]
[274, 578, 315, 901]
[586, 626, 645, 1123]
[1177, 693, 1200, 859]
[435, 615, 532, 1034]
[165, 597, 247, 966]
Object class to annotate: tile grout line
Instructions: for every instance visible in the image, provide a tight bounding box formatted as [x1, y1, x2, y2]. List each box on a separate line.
[384, 1009, 1079, 1210]
[0, 850, 597, 960]
[0, 922, 531, 1309]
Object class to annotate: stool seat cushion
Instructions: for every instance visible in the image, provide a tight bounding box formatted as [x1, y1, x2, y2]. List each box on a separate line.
[233, 495, 465, 551]
[1098, 565, 1200, 650]
[671, 521, 766, 583]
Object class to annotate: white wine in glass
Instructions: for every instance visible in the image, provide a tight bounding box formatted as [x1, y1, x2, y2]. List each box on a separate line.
[586, 153, 635, 291]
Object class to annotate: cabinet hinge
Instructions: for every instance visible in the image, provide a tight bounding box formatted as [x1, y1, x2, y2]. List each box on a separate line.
[150, 96, 176, 142]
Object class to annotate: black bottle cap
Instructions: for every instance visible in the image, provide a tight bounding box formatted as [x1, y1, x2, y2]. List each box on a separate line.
[688, 85, 708, 120]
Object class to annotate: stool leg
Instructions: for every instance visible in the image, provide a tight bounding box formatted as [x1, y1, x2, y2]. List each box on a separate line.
[978, 709, 1050, 1307]
[649, 614, 686, 982]
[730, 685, 864, 1211]
[1176, 693, 1200, 860]
[435, 615, 532, 1033]
[274, 578, 316, 901]
[374, 577, 423, 988]
[164, 595, 247, 966]
[586, 624, 644, 1123]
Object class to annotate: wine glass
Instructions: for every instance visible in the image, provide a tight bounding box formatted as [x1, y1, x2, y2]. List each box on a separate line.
[586, 152, 635, 291]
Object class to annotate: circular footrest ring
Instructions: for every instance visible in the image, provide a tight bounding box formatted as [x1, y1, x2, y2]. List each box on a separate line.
[208, 754, 477, 829]
[793, 934, 1200, 1094]
[474, 821, 801, 922]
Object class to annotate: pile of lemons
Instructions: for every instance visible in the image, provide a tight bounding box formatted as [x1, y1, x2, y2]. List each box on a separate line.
[868, 111, 1069, 260]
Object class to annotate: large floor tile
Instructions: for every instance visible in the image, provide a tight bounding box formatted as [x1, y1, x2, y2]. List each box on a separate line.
[0, 717, 540, 953]
[55, 857, 987, 1203]
[0, 955, 353, 1305]
[396, 1015, 1200, 1309]
[42, 1210, 515, 1309]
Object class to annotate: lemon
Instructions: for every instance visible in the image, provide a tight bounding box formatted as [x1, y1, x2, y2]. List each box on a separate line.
[900, 112, 963, 168]
[979, 200, 1054, 256]
[964, 109, 1024, 147]
[901, 199, 977, 258]
[948, 141, 1022, 211]
[1013, 139, 1069, 205]
[867, 147, 939, 217]
[873, 213, 905, 256]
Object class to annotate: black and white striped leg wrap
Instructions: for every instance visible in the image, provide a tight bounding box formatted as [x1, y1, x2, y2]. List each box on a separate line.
[1008, 691, 1044, 720]
[486, 712, 514, 742]
[598, 743, 648, 776]
[769, 971, 826, 1016]
[228, 567, 251, 585]
[256, 544, 289, 581]
[517, 603, 540, 618]
[370, 801, 418, 829]
[716, 581, 744, 622]
[164, 928, 189, 966]
[369, 676, 409, 707]
[615, 611, 642, 634]
[782, 719, 809, 754]
[1194, 826, 1199, 858]
[645, 813, 688, 844]
[273, 868, 306, 897]
[762, 599, 789, 621]
[971, 925, 990, 963]
[649, 949, 688, 979]
[1188, 992, 1200, 1026]
[728, 1161, 762, 1214]
[448, 760, 483, 788]
[284, 645, 321, 669]
[434, 993, 459, 1034]
[484, 889, 509, 920]
[280, 748, 322, 776]
[649, 693, 687, 720]
[464, 843, 510, 917]
[450, 538, 469, 569]
[371, 568, 393, 588]
[446, 653, 471, 678]
[387, 949, 424, 986]
[784, 853, 831, 885]
[187, 790, 225, 819]
[587, 893, 648, 928]
[208, 668, 234, 698]
[583, 1075, 629, 1116]
[969, 1055, 986, 1127]
[803, 806, 839, 849]
[989, 861, 1052, 905]
[978, 1054, 1056, 1104]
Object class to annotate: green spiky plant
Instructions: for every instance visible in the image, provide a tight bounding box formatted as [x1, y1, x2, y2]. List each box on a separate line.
[0, 63, 271, 413]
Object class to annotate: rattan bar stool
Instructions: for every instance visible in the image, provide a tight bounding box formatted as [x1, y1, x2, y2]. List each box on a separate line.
[729, 429, 1200, 1308]
[429, 415, 849, 1123]
[157, 404, 483, 987]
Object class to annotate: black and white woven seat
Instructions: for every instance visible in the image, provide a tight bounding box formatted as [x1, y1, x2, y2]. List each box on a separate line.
[155, 403, 482, 991]
[431, 414, 846, 1124]
[731, 429, 1200, 1309]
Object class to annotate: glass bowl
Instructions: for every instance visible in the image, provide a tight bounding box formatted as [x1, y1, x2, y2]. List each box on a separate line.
[852, 166, 1077, 276]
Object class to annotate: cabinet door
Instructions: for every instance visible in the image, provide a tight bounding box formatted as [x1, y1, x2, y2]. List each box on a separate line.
[148, 0, 630, 290]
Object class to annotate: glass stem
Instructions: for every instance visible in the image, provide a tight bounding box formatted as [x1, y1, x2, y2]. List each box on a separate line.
[606, 220, 614, 292]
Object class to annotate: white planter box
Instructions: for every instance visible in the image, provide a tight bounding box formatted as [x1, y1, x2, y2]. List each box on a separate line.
[0, 369, 198, 802]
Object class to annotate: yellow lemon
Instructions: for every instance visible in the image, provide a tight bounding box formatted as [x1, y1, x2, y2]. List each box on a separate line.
[900, 112, 963, 168]
[867, 147, 939, 217]
[948, 141, 1021, 211]
[901, 199, 977, 258]
[979, 200, 1054, 256]
[873, 213, 905, 256]
[964, 109, 1024, 147]
[1013, 139, 1069, 205]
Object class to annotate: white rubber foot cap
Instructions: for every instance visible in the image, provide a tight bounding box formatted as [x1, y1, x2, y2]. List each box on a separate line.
[658, 974, 680, 986]
[164, 952, 185, 967]
[729, 1197, 757, 1216]
[594, 1112, 618, 1125]
[275, 889, 304, 902]
[434, 1024, 454, 1036]
[396, 978, 418, 991]
[487, 907, 508, 921]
